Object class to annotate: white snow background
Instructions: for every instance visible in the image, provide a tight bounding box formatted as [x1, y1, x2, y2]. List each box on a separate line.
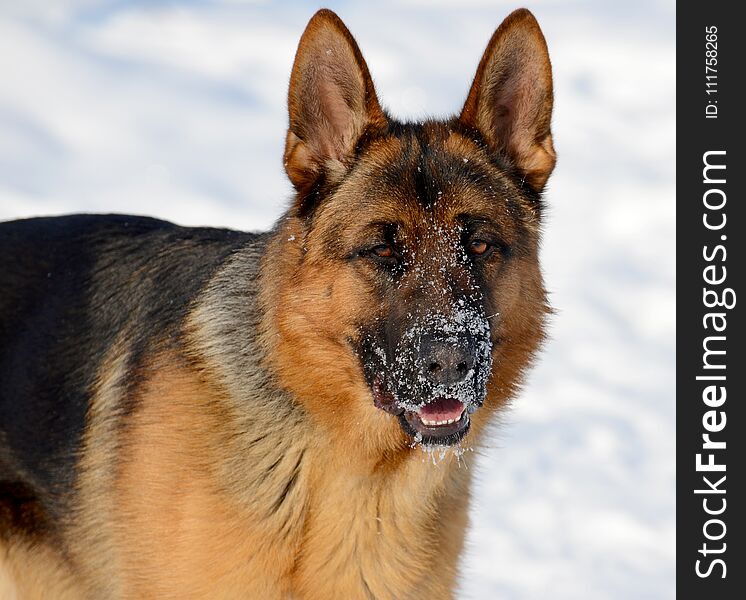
[0, 1, 675, 598]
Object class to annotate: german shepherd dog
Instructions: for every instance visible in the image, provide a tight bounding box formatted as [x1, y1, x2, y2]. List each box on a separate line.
[0, 7, 554, 599]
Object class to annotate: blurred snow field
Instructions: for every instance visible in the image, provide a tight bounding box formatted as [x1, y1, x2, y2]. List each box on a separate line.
[0, 1, 675, 598]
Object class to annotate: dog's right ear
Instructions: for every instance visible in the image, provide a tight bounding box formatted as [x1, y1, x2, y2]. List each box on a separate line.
[284, 10, 386, 203]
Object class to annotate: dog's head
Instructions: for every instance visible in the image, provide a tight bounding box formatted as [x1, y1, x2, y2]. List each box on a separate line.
[267, 8, 553, 450]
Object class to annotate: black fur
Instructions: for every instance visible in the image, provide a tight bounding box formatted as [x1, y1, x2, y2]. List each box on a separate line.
[0, 214, 258, 521]
[300, 117, 535, 222]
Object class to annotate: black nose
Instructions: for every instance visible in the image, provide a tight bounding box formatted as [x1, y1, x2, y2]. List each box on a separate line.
[419, 334, 476, 386]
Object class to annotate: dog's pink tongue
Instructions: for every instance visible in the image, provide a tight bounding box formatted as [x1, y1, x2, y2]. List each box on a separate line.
[418, 398, 465, 421]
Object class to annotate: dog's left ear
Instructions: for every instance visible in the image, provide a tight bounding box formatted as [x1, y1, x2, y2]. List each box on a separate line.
[459, 9, 555, 192]
[284, 9, 386, 200]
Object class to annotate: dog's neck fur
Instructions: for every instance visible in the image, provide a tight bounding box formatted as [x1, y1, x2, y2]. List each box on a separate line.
[184, 231, 473, 596]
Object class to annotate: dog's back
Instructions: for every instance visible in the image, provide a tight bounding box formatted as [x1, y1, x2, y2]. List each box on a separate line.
[0, 7, 556, 598]
[0, 215, 256, 526]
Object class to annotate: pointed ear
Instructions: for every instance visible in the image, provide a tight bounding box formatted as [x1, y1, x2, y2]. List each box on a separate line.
[284, 10, 386, 198]
[459, 9, 555, 192]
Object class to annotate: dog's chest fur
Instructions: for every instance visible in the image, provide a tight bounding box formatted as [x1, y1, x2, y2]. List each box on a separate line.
[103, 353, 471, 599]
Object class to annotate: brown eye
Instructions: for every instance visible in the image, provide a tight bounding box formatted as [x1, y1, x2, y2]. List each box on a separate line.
[468, 239, 490, 256]
[372, 243, 394, 258]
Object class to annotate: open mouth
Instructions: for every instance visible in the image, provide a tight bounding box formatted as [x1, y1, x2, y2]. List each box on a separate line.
[372, 376, 471, 445]
[399, 397, 470, 445]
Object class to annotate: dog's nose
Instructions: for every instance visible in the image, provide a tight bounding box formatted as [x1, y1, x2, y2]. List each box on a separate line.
[419, 334, 476, 386]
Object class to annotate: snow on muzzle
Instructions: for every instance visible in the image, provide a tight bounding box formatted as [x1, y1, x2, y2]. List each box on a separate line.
[371, 308, 493, 445]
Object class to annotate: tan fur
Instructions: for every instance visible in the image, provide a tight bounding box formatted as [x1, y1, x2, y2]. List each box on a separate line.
[0, 8, 553, 597]
[460, 8, 556, 191]
[67, 339, 131, 597]
[284, 10, 387, 194]
[111, 353, 300, 599]
[0, 537, 83, 600]
[61, 347, 473, 599]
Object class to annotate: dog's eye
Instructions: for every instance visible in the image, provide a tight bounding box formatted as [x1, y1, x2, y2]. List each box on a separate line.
[371, 243, 395, 258]
[467, 239, 491, 256]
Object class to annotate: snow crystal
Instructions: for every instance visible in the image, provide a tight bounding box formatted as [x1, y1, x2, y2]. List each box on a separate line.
[418, 441, 474, 466]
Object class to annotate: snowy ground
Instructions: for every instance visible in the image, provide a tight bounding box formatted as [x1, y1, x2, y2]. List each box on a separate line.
[0, 1, 675, 598]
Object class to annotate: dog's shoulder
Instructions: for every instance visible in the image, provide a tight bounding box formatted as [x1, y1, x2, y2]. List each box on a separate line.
[0, 214, 265, 516]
